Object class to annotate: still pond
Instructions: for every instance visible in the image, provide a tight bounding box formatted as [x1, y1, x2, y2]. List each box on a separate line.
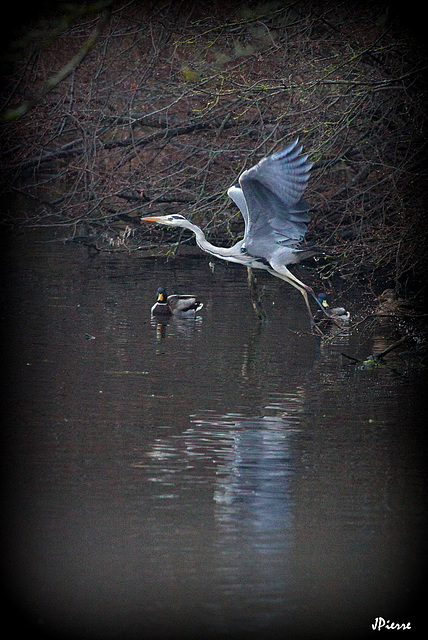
[2, 229, 425, 639]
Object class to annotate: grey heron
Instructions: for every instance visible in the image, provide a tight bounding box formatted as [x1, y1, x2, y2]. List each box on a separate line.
[317, 293, 350, 321]
[151, 287, 203, 317]
[141, 138, 329, 329]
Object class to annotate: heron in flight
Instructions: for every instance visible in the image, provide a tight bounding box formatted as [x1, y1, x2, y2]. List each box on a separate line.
[141, 139, 329, 328]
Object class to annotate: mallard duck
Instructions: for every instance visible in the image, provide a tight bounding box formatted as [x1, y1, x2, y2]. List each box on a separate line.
[151, 287, 203, 317]
[317, 293, 350, 321]
[375, 289, 411, 316]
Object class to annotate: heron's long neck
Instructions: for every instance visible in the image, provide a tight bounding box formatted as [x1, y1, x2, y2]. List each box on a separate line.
[185, 221, 240, 260]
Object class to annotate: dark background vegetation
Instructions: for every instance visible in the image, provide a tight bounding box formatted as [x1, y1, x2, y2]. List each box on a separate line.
[1, 0, 427, 298]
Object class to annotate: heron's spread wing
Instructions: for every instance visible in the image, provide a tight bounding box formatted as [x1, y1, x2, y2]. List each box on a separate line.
[239, 139, 313, 258]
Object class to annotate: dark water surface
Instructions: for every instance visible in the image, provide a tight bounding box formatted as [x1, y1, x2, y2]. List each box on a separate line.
[2, 230, 425, 639]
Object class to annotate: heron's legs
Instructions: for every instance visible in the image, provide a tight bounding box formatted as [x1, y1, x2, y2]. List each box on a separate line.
[266, 263, 328, 331]
[266, 265, 315, 326]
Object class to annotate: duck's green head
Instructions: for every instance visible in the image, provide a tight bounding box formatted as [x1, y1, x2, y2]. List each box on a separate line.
[156, 287, 167, 303]
[317, 292, 329, 309]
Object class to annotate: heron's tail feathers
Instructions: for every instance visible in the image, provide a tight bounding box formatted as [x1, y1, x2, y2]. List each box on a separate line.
[293, 244, 324, 261]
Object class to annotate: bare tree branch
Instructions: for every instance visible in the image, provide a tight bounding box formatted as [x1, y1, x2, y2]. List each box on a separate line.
[0, 2, 112, 123]
[1, 1, 426, 289]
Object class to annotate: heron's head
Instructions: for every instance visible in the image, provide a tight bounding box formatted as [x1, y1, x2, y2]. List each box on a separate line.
[141, 214, 188, 227]
[156, 287, 167, 302]
[317, 293, 329, 308]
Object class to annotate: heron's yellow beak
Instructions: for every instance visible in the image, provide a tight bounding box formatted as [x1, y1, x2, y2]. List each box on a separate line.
[141, 216, 163, 222]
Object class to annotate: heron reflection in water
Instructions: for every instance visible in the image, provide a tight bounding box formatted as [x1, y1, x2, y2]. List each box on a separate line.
[142, 139, 331, 329]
